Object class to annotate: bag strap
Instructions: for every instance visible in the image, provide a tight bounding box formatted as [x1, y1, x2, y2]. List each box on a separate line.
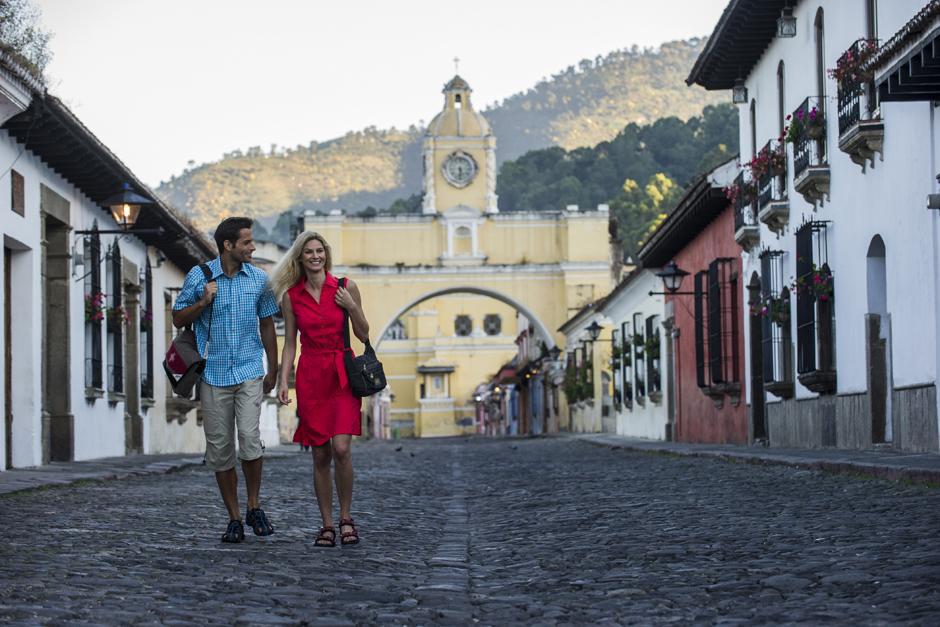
[199, 263, 213, 358]
[340, 277, 352, 351]
[340, 277, 373, 354]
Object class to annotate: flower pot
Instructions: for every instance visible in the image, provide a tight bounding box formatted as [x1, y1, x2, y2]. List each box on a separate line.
[806, 124, 826, 140]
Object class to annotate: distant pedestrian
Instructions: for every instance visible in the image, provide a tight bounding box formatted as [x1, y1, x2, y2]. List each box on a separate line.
[271, 231, 369, 547]
[172, 217, 280, 543]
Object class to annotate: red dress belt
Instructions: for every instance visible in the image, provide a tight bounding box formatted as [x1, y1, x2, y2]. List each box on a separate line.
[302, 347, 350, 390]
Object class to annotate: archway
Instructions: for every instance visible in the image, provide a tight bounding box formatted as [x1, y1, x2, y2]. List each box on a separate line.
[374, 285, 557, 351]
[866, 235, 891, 443]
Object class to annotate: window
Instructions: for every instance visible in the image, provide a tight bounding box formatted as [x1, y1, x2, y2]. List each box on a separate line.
[483, 314, 501, 336]
[140, 261, 154, 399]
[83, 225, 103, 390]
[453, 226, 472, 256]
[454, 314, 472, 337]
[10, 170, 24, 216]
[632, 312, 645, 399]
[645, 315, 662, 397]
[620, 321, 633, 405]
[759, 250, 792, 386]
[795, 221, 835, 383]
[383, 318, 407, 340]
[107, 242, 124, 394]
[777, 61, 786, 135]
[693, 259, 740, 391]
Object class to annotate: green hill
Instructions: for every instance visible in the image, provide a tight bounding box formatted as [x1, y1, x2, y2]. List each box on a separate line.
[156, 38, 726, 229]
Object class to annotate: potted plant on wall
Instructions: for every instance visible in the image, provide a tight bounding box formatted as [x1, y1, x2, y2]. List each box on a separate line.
[84, 292, 106, 324]
[828, 39, 878, 87]
[785, 106, 826, 143]
[106, 305, 128, 333]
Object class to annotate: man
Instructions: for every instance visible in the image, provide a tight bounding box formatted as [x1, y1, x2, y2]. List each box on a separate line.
[173, 217, 280, 543]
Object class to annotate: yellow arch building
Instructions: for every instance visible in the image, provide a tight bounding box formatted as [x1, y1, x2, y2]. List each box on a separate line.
[302, 75, 612, 437]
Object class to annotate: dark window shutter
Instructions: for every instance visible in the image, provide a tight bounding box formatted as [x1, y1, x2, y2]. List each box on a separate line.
[795, 225, 816, 373]
[694, 272, 706, 387]
[729, 270, 739, 383]
[91, 227, 103, 389]
[760, 254, 774, 384]
[708, 261, 723, 383]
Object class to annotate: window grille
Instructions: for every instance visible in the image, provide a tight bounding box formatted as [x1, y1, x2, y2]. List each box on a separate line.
[795, 220, 835, 376]
[454, 314, 472, 337]
[645, 315, 662, 395]
[83, 225, 103, 389]
[620, 321, 633, 404]
[108, 242, 124, 394]
[694, 259, 740, 390]
[632, 312, 645, 399]
[483, 314, 501, 336]
[141, 261, 154, 399]
[384, 318, 407, 340]
[759, 250, 792, 384]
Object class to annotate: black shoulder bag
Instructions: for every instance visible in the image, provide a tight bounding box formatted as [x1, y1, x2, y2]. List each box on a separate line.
[340, 277, 386, 398]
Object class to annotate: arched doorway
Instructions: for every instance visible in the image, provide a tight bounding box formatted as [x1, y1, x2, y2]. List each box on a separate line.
[866, 235, 891, 443]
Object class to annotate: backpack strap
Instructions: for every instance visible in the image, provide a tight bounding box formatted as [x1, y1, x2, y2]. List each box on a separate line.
[199, 263, 214, 357]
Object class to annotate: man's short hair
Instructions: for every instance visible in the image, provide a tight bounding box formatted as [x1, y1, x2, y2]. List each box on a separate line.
[214, 217, 254, 254]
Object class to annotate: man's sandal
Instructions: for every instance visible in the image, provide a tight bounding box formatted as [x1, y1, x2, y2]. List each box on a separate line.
[314, 526, 336, 548]
[339, 518, 360, 545]
[246, 508, 275, 536]
[221, 519, 245, 543]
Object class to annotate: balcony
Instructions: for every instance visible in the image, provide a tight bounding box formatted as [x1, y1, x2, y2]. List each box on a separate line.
[790, 97, 830, 206]
[754, 140, 789, 236]
[731, 170, 759, 249]
[836, 40, 884, 171]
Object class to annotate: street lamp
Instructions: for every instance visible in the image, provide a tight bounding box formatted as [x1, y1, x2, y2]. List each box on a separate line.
[732, 77, 749, 104]
[777, 5, 797, 38]
[649, 261, 696, 296]
[548, 345, 562, 361]
[586, 320, 602, 342]
[77, 183, 163, 236]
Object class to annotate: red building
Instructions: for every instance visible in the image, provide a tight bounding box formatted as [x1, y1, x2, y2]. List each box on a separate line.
[637, 160, 751, 444]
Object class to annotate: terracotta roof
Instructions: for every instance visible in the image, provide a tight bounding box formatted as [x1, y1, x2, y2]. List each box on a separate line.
[867, 0, 940, 72]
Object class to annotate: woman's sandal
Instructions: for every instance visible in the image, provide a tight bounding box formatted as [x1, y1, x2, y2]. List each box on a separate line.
[314, 526, 336, 548]
[339, 518, 360, 545]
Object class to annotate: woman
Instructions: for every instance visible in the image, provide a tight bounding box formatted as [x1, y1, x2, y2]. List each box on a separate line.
[272, 231, 370, 547]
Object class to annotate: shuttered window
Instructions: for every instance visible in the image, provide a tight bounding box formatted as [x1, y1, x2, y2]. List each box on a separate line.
[694, 259, 740, 389]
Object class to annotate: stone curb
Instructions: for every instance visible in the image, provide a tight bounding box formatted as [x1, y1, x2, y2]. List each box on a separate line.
[574, 435, 940, 487]
[0, 447, 300, 497]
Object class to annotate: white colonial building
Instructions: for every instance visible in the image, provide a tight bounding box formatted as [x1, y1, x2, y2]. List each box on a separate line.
[689, 0, 940, 452]
[593, 270, 670, 440]
[0, 54, 220, 468]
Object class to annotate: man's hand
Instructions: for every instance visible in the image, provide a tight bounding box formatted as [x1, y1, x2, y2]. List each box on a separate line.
[202, 281, 218, 306]
[263, 371, 277, 395]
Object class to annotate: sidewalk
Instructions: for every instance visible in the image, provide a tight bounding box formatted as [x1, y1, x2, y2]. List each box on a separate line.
[0, 446, 299, 496]
[573, 433, 940, 486]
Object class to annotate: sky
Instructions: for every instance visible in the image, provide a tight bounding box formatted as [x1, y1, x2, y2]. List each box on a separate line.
[37, 0, 728, 188]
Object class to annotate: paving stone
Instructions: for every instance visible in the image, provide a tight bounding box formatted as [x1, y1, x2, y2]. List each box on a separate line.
[1, 437, 939, 623]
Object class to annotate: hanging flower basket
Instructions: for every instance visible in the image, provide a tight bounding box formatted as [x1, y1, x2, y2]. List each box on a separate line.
[785, 106, 826, 144]
[828, 39, 878, 87]
[84, 292, 106, 324]
[747, 145, 786, 180]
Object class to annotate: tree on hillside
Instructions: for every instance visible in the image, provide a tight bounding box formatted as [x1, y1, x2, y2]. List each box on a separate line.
[0, 0, 52, 81]
[610, 173, 683, 261]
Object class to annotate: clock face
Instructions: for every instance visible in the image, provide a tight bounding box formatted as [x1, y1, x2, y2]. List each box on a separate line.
[442, 151, 478, 188]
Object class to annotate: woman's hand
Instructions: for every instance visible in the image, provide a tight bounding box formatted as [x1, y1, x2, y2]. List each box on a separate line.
[334, 286, 358, 312]
[277, 380, 291, 406]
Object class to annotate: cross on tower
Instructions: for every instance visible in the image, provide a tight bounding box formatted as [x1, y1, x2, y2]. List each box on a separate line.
[453, 56, 460, 75]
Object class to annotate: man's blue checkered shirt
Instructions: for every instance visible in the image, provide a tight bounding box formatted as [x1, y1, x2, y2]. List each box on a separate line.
[173, 258, 280, 387]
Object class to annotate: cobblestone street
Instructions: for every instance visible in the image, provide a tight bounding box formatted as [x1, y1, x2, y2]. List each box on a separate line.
[2, 437, 939, 624]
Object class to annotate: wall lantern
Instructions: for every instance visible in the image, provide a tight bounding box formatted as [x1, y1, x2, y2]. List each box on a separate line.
[732, 77, 749, 104]
[586, 320, 603, 342]
[657, 260, 691, 294]
[548, 345, 562, 361]
[777, 6, 797, 38]
[103, 182, 152, 230]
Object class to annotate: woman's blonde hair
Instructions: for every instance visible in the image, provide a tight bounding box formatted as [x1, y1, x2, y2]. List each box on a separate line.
[269, 231, 333, 302]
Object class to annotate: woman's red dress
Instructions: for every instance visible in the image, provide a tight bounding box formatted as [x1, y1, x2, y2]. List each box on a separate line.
[289, 273, 362, 446]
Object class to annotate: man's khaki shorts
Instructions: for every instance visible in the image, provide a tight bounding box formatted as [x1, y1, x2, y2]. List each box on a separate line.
[200, 377, 264, 471]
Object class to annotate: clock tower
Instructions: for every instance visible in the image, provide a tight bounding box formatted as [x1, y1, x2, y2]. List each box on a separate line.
[422, 75, 498, 215]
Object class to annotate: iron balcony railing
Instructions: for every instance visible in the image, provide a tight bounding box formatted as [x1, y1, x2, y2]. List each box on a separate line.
[732, 169, 757, 232]
[791, 96, 827, 180]
[756, 139, 787, 210]
[836, 39, 879, 137]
